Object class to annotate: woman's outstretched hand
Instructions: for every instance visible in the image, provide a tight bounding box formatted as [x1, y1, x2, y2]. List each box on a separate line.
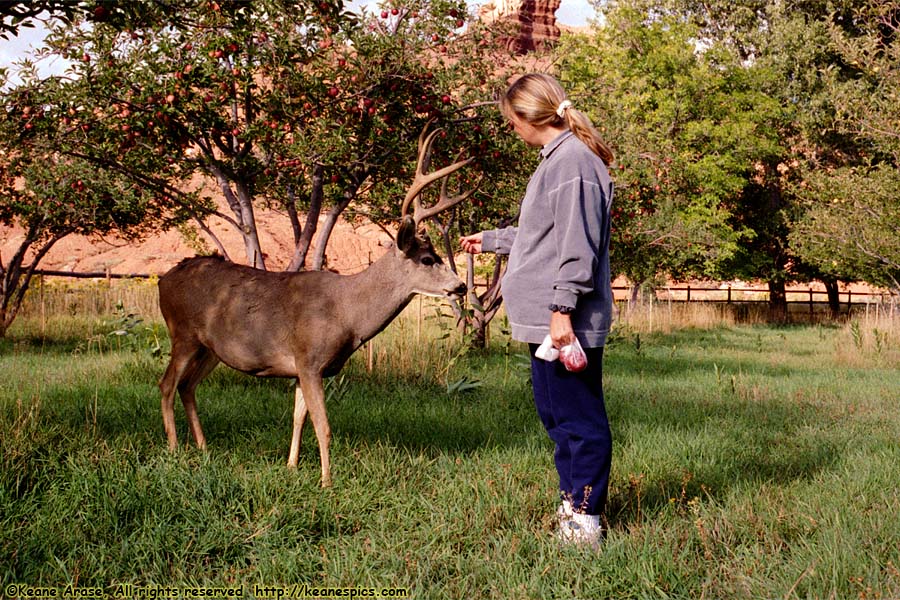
[459, 232, 484, 254]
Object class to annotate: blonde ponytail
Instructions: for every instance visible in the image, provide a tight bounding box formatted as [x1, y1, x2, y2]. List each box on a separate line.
[500, 73, 614, 166]
[562, 107, 614, 166]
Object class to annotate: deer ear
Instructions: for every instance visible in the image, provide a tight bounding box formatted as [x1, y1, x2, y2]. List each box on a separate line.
[396, 216, 417, 254]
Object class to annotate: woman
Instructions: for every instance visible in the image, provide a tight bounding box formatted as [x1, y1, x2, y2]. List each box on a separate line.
[460, 73, 615, 548]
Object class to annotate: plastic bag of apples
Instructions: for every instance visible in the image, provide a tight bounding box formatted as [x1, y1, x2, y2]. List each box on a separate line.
[535, 335, 588, 372]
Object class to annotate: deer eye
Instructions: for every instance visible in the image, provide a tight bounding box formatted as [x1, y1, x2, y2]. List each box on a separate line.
[420, 255, 436, 267]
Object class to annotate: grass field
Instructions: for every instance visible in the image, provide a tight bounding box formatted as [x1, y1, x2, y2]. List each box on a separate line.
[1, 293, 899, 599]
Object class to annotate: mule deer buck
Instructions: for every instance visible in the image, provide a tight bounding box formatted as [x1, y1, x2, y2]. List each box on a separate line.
[158, 125, 477, 487]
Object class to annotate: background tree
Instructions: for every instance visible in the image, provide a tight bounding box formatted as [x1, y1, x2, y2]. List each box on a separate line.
[561, 0, 897, 317]
[660, 0, 896, 313]
[0, 106, 162, 337]
[556, 3, 774, 303]
[790, 0, 900, 294]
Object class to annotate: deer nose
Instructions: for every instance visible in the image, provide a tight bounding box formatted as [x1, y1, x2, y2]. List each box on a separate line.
[447, 281, 467, 298]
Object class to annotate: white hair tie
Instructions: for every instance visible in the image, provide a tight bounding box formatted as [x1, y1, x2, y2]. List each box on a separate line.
[556, 100, 573, 118]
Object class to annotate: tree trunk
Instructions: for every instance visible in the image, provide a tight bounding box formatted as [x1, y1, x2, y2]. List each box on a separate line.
[0, 230, 66, 338]
[234, 181, 266, 269]
[287, 165, 325, 272]
[629, 279, 645, 310]
[768, 279, 788, 322]
[463, 253, 505, 349]
[210, 166, 266, 269]
[311, 193, 353, 272]
[823, 278, 841, 319]
[465, 254, 486, 348]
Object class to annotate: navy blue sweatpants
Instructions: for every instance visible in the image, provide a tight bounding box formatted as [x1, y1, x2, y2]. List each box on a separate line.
[529, 344, 612, 516]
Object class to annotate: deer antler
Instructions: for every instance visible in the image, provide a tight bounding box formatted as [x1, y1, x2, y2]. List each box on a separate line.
[400, 123, 480, 228]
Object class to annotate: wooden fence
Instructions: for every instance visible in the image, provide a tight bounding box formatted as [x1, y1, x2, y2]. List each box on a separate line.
[31, 268, 154, 280]
[612, 284, 898, 318]
[28, 269, 898, 313]
[616, 284, 895, 305]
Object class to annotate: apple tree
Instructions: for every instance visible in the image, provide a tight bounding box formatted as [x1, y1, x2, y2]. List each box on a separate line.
[0, 86, 163, 336]
[15, 0, 522, 275]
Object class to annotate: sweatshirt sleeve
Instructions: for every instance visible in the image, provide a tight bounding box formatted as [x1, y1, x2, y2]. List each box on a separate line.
[481, 226, 518, 256]
[550, 178, 606, 309]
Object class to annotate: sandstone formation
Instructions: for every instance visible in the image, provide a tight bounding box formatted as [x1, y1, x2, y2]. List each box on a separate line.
[479, 0, 562, 54]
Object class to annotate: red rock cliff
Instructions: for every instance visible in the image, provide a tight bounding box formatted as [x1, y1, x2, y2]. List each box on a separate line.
[479, 0, 561, 54]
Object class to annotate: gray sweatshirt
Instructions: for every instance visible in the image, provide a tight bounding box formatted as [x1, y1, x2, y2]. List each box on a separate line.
[482, 130, 614, 347]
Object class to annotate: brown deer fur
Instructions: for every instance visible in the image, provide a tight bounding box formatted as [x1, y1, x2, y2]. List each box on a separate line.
[157, 224, 466, 487]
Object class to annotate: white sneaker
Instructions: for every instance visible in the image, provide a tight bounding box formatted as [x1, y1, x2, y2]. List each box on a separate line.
[556, 500, 574, 522]
[556, 500, 574, 537]
[557, 512, 604, 550]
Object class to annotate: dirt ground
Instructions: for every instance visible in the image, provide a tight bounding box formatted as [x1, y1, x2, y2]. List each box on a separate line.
[1, 207, 393, 277]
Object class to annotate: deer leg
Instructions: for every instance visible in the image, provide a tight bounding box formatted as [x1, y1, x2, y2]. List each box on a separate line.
[295, 374, 331, 488]
[159, 341, 201, 450]
[177, 348, 219, 450]
[287, 381, 308, 469]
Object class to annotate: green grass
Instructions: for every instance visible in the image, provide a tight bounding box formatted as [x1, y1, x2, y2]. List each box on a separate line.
[1, 307, 899, 599]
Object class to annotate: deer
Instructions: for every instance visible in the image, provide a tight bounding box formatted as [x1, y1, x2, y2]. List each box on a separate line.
[157, 124, 478, 487]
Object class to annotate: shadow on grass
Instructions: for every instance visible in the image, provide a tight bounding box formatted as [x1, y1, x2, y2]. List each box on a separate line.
[602, 390, 845, 530]
[0, 333, 89, 356]
[600, 327, 853, 528]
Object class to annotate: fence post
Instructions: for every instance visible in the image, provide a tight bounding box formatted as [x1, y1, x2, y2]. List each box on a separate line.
[809, 287, 814, 318]
[847, 289, 852, 312]
[40, 273, 45, 336]
[686, 285, 691, 303]
[727, 286, 732, 304]
[105, 267, 112, 314]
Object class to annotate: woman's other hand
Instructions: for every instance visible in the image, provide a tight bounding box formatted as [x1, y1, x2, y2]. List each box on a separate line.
[550, 311, 576, 348]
